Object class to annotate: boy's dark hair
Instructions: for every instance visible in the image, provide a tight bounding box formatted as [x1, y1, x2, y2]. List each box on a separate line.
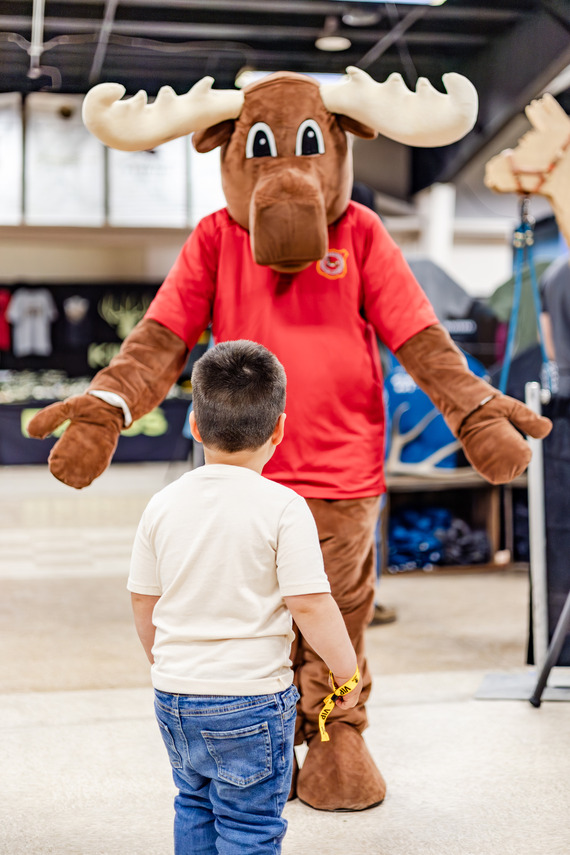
[191, 340, 286, 452]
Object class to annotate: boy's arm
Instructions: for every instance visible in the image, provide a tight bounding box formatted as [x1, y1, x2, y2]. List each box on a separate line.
[130, 592, 160, 664]
[283, 592, 361, 709]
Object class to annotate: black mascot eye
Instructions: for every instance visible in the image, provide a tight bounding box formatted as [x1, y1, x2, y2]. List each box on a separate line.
[252, 131, 271, 157]
[295, 120, 325, 156]
[300, 127, 319, 155]
[246, 122, 277, 159]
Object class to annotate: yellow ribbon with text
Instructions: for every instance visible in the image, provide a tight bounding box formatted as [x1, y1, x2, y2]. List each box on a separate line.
[318, 666, 360, 742]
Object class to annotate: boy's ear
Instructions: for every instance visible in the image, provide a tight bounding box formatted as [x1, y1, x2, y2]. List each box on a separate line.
[271, 413, 286, 447]
[189, 411, 202, 443]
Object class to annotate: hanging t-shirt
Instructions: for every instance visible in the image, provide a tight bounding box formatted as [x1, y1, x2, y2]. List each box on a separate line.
[145, 202, 438, 499]
[0, 289, 11, 351]
[63, 294, 91, 349]
[7, 287, 58, 357]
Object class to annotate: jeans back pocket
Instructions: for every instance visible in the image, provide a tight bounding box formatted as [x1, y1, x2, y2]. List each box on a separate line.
[202, 721, 272, 788]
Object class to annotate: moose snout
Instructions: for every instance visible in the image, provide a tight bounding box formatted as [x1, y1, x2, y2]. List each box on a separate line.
[249, 167, 328, 272]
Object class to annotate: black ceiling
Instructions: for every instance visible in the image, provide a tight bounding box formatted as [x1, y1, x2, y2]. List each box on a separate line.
[1, 0, 569, 190]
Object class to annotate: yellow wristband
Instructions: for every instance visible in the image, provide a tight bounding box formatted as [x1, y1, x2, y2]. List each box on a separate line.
[318, 666, 360, 742]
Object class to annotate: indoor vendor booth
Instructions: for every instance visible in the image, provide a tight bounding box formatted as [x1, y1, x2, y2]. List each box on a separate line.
[0, 3, 569, 854]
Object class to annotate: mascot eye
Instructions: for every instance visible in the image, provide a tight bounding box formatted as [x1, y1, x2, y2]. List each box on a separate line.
[296, 120, 325, 156]
[246, 122, 277, 158]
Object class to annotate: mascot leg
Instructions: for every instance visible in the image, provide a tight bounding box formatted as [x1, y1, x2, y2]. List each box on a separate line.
[295, 496, 387, 811]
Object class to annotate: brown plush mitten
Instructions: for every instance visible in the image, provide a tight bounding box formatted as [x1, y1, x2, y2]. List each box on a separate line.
[396, 324, 552, 485]
[457, 395, 551, 484]
[27, 319, 189, 489]
[27, 395, 124, 489]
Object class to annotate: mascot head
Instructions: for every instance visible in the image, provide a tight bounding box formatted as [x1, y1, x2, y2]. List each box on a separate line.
[83, 67, 478, 272]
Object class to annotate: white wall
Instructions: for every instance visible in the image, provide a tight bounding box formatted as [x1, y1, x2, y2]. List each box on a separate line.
[390, 214, 520, 299]
[0, 157, 557, 299]
[395, 234, 515, 298]
[0, 215, 533, 298]
[0, 95, 558, 298]
[0, 227, 188, 284]
[447, 237, 514, 298]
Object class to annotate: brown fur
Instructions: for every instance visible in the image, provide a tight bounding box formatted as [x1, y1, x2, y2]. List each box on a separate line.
[396, 324, 552, 484]
[29, 73, 554, 813]
[297, 722, 386, 811]
[27, 320, 188, 488]
[193, 72, 375, 271]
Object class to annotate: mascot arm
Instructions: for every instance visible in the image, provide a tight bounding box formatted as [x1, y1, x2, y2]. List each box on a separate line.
[395, 324, 552, 484]
[27, 319, 188, 489]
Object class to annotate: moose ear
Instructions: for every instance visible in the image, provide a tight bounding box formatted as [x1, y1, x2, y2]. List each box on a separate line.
[192, 120, 235, 152]
[337, 115, 377, 140]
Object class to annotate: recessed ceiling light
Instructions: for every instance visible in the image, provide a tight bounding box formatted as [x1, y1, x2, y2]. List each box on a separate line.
[342, 11, 382, 27]
[315, 16, 352, 52]
[315, 34, 352, 52]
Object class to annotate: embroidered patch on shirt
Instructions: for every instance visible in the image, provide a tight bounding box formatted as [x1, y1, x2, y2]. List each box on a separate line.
[316, 249, 349, 280]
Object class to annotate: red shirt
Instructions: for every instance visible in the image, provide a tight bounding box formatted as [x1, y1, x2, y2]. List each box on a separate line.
[0, 289, 11, 351]
[146, 202, 438, 498]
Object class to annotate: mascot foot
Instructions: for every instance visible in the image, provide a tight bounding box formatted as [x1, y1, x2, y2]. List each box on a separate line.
[297, 722, 386, 811]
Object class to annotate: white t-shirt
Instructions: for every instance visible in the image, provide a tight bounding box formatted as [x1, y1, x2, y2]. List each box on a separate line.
[7, 287, 58, 357]
[128, 464, 330, 695]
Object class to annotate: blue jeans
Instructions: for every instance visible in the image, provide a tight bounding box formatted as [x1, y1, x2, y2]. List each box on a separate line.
[154, 684, 299, 855]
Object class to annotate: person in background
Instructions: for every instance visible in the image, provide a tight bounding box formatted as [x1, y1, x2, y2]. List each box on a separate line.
[540, 254, 570, 397]
[128, 339, 361, 855]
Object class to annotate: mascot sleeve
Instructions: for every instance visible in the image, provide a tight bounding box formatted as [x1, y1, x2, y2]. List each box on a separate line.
[27, 219, 218, 489]
[359, 213, 551, 485]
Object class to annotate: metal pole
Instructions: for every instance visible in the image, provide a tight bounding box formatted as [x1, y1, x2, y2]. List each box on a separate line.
[89, 0, 119, 83]
[530, 588, 570, 706]
[525, 381, 549, 670]
[28, 0, 45, 79]
[356, 7, 427, 70]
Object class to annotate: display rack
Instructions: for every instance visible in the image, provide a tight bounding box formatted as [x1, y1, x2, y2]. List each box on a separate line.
[382, 469, 528, 574]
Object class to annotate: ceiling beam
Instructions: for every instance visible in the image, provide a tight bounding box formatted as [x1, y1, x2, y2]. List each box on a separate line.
[37, 0, 528, 24]
[0, 15, 488, 47]
[414, 4, 570, 190]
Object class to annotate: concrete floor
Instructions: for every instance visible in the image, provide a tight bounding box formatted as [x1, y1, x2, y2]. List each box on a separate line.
[1, 463, 569, 855]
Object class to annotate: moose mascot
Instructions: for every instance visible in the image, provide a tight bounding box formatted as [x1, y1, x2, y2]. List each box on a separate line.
[28, 68, 551, 811]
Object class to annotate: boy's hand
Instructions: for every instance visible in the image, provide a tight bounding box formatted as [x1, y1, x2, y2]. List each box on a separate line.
[330, 672, 362, 709]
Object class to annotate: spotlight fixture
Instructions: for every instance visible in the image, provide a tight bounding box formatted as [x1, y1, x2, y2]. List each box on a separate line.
[315, 17, 352, 52]
[342, 7, 382, 28]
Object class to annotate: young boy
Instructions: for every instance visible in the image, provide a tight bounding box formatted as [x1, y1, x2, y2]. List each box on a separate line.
[128, 339, 361, 855]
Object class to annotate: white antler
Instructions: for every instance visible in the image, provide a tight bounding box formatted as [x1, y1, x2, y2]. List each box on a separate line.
[321, 66, 478, 147]
[526, 92, 570, 135]
[82, 76, 244, 151]
[484, 93, 570, 193]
